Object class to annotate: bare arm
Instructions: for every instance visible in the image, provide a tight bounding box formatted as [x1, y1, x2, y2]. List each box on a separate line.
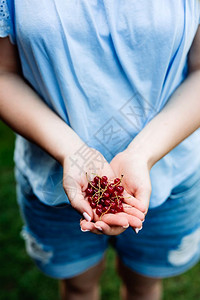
[0, 38, 84, 165]
[110, 27, 200, 214]
[127, 26, 200, 168]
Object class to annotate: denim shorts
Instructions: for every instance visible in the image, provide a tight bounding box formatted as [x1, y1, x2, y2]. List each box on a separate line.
[15, 167, 200, 279]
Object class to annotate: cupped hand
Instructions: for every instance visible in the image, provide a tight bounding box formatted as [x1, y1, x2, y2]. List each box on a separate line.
[62, 143, 144, 235]
[110, 148, 152, 230]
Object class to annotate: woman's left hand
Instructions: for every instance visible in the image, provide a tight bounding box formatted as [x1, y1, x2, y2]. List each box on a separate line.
[109, 148, 152, 231]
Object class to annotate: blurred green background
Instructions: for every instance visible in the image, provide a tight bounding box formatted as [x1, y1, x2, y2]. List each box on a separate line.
[0, 121, 200, 300]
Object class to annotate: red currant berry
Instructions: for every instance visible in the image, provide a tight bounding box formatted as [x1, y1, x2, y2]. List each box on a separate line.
[110, 202, 117, 209]
[115, 185, 124, 194]
[114, 178, 121, 185]
[93, 176, 99, 183]
[96, 207, 103, 216]
[103, 192, 110, 199]
[100, 199, 105, 205]
[97, 204, 103, 209]
[85, 187, 93, 196]
[110, 208, 116, 214]
[91, 180, 98, 187]
[91, 201, 97, 209]
[104, 199, 111, 206]
[117, 199, 123, 206]
[101, 181, 108, 189]
[93, 195, 99, 201]
[103, 205, 110, 212]
[112, 190, 118, 197]
[117, 204, 123, 212]
[107, 184, 114, 194]
[101, 176, 108, 182]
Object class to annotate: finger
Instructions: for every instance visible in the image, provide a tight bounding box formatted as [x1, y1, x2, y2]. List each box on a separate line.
[123, 204, 145, 221]
[100, 213, 129, 228]
[126, 214, 143, 229]
[123, 191, 147, 213]
[94, 221, 110, 233]
[63, 177, 94, 221]
[94, 221, 127, 236]
[80, 219, 127, 236]
[80, 219, 103, 235]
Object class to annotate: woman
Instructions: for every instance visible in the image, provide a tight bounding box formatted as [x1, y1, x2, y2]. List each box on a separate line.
[1, 1, 200, 299]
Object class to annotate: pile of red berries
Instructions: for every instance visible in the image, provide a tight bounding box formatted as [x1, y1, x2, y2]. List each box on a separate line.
[85, 175, 125, 217]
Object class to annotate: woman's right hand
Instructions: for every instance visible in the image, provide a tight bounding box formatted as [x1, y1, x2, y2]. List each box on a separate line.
[62, 143, 144, 235]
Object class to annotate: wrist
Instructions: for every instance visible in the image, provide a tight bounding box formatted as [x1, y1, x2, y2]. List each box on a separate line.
[58, 139, 86, 167]
[125, 140, 156, 170]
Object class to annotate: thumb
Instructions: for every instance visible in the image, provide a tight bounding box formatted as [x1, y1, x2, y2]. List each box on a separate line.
[63, 174, 94, 221]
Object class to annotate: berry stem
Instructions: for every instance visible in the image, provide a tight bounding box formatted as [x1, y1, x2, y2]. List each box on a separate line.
[100, 204, 112, 220]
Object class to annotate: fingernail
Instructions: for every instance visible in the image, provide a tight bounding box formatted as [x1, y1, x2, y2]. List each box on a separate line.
[135, 226, 143, 234]
[83, 212, 91, 222]
[95, 226, 103, 231]
[81, 228, 90, 232]
[123, 224, 129, 229]
[142, 219, 145, 223]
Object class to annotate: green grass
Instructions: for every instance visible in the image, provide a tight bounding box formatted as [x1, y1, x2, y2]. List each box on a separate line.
[0, 120, 200, 300]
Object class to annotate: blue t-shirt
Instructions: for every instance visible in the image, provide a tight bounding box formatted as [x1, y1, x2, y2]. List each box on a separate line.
[1, 0, 200, 208]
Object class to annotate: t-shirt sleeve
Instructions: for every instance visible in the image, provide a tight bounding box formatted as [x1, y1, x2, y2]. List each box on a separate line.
[0, 0, 15, 43]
